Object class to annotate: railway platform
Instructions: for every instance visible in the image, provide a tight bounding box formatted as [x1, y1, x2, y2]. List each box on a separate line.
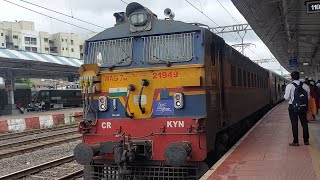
[201, 102, 320, 180]
[0, 108, 82, 133]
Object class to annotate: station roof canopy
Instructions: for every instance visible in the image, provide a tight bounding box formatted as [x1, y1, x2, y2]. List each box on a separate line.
[0, 48, 83, 79]
[231, 0, 320, 77]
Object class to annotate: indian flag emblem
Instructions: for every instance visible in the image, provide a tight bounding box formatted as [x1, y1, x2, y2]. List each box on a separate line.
[109, 87, 128, 97]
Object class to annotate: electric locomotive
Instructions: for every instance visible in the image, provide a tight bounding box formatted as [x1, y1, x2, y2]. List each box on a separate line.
[74, 2, 287, 179]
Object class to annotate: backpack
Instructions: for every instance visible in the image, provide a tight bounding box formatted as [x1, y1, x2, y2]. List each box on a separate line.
[292, 82, 308, 113]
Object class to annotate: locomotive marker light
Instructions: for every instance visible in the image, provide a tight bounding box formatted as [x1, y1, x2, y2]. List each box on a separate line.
[174, 93, 184, 109]
[99, 96, 108, 111]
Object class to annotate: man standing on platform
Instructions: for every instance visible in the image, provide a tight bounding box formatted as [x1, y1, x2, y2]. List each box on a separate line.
[284, 71, 310, 146]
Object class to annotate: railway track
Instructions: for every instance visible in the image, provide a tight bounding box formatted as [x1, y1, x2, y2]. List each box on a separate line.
[0, 155, 83, 180]
[0, 130, 81, 159]
[0, 125, 77, 141]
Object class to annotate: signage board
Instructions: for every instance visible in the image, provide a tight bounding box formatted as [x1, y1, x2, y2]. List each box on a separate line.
[289, 58, 298, 67]
[4, 80, 12, 92]
[152, 100, 174, 116]
[306, 1, 320, 14]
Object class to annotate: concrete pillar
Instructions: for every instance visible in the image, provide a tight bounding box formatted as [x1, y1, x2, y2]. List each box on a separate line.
[1, 77, 20, 115]
[6, 79, 15, 105]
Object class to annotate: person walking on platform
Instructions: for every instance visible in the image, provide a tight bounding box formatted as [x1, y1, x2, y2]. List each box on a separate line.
[284, 71, 310, 146]
[305, 80, 317, 121]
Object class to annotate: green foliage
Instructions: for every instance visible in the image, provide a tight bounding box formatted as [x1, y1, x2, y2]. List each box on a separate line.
[15, 78, 34, 88]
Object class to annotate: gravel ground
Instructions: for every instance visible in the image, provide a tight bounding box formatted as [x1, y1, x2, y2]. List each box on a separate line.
[0, 127, 77, 145]
[0, 140, 81, 177]
[25, 162, 83, 179]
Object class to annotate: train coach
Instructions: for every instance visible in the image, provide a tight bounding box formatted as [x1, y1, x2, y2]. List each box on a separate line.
[74, 2, 289, 179]
[0, 83, 31, 114]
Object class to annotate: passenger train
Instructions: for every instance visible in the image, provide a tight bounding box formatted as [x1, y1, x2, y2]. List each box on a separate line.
[74, 2, 288, 179]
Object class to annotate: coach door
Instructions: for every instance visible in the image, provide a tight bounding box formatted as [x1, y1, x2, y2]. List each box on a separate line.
[216, 41, 226, 128]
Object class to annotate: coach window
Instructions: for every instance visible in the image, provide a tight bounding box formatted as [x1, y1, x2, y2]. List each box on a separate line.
[265, 78, 267, 88]
[211, 44, 215, 66]
[255, 75, 258, 88]
[258, 76, 261, 88]
[231, 65, 236, 86]
[253, 74, 258, 88]
[248, 72, 251, 87]
[237, 68, 242, 87]
[243, 70, 247, 87]
[250, 73, 254, 88]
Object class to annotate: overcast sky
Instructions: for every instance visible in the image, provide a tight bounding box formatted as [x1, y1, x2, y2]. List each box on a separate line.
[0, 0, 289, 75]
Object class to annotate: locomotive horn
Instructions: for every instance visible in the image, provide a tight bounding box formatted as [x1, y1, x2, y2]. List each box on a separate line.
[164, 8, 175, 20]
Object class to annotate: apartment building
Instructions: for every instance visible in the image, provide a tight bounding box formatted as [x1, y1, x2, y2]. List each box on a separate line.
[0, 21, 95, 59]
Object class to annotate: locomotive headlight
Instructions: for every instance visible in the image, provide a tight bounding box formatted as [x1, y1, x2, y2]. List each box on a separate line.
[129, 12, 147, 26]
[173, 93, 184, 109]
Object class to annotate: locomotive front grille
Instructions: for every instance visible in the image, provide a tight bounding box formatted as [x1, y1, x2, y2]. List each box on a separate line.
[84, 163, 201, 180]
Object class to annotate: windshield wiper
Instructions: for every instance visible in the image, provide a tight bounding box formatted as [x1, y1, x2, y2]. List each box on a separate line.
[152, 55, 172, 67]
[108, 56, 130, 70]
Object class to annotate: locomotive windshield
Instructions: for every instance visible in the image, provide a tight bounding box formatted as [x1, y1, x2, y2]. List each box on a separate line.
[143, 32, 195, 64]
[86, 37, 133, 67]
[86, 32, 195, 66]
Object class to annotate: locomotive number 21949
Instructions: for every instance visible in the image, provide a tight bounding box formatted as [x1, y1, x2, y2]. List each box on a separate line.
[152, 71, 179, 79]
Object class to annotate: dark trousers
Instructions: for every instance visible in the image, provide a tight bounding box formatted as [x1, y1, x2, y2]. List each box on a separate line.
[288, 105, 309, 143]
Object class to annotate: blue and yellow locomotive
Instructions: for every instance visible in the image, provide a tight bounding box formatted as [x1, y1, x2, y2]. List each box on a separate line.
[75, 2, 288, 179]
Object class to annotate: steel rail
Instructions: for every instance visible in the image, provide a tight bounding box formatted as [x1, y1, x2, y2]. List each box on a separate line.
[0, 125, 77, 141]
[57, 169, 84, 180]
[0, 155, 75, 180]
[0, 129, 78, 150]
[0, 135, 81, 159]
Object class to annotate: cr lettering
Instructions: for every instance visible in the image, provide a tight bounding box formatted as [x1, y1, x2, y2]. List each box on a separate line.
[102, 122, 112, 129]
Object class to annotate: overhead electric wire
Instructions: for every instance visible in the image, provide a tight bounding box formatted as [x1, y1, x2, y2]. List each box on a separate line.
[215, 0, 281, 61]
[215, 0, 264, 59]
[120, 0, 128, 5]
[18, 0, 105, 29]
[2, 0, 96, 32]
[185, 0, 219, 26]
[68, 0, 74, 17]
[185, 0, 243, 49]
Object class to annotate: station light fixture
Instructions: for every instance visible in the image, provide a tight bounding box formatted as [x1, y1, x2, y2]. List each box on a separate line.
[173, 93, 184, 109]
[99, 96, 108, 111]
[303, 62, 309, 66]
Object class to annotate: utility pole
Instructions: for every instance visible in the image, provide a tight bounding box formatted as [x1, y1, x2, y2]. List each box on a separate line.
[253, 58, 284, 76]
[210, 24, 254, 55]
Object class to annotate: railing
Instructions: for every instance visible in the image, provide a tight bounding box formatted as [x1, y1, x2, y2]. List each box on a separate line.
[86, 38, 133, 67]
[143, 32, 195, 64]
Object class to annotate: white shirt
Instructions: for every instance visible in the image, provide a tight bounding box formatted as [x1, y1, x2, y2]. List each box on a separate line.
[284, 80, 310, 104]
